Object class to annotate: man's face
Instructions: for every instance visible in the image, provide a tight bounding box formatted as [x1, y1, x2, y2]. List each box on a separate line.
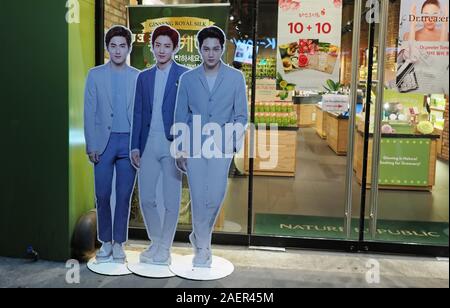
[153, 35, 175, 65]
[200, 38, 223, 68]
[107, 36, 130, 66]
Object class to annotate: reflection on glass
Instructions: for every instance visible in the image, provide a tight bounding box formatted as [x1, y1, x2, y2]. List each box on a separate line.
[129, 0, 250, 235]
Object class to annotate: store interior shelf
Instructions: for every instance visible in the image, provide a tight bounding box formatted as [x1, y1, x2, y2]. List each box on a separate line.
[430, 106, 445, 112]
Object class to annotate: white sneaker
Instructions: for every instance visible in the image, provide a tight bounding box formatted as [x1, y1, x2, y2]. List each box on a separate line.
[192, 248, 212, 268]
[139, 244, 158, 264]
[95, 242, 113, 263]
[151, 248, 171, 266]
[112, 243, 126, 264]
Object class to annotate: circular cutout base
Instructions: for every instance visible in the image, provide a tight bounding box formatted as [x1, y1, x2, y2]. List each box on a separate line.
[87, 250, 139, 276]
[127, 253, 183, 278]
[169, 255, 234, 281]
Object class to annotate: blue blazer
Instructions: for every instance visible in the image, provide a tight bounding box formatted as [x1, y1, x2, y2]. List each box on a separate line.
[131, 62, 189, 154]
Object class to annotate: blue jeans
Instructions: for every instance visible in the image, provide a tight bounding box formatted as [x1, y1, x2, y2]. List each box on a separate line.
[94, 133, 136, 243]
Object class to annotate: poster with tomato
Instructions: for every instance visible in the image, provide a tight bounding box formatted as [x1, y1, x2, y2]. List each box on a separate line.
[277, 0, 343, 90]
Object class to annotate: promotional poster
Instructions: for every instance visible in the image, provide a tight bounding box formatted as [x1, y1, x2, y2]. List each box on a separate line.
[395, 0, 449, 94]
[128, 4, 229, 69]
[277, 0, 343, 90]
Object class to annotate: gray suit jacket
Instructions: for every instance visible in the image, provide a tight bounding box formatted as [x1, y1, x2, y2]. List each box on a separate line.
[174, 62, 248, 157]
[84, 62, 140, 155]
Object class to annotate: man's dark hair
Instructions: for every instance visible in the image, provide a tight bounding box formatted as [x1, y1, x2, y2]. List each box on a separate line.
[197, 26, 226, 49]
[105, 26, 132, 47]
[232, 61, 243, 70]
[152, 25, 180, 49]
[422, 0, 441, 12]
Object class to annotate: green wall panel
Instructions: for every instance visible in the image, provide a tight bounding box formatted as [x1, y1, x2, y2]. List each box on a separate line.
[0, 0, 95, 261]
[69, 0, 96, 246]
[0, 1, 69, 260]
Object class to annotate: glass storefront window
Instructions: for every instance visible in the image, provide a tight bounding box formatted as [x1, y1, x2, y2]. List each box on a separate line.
[125, 0, 449, 252]
[366, 0, 449, 246]
[251, 0, 363, 241]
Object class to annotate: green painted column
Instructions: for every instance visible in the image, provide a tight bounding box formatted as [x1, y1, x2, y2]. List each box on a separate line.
[69, 0, 96, 253]
[0, 0, 95, 261]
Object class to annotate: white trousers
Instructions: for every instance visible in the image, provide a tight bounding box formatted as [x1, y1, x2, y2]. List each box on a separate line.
[138, 131, 182, 250]
[186, 157, 232, 249]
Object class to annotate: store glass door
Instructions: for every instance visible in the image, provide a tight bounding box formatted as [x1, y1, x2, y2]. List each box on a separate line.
[250, 0, 368, 243]
[365, 0, 449, 250]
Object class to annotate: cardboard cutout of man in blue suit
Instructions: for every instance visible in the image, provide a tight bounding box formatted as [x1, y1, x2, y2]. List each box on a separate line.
[84, 26, 139, 264]
[174, 26, 248, 268]
[130, 25, 189, 265]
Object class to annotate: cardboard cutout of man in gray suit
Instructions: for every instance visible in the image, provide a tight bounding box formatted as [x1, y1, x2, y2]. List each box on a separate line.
[84, 26, 139, 264]
[174, 26, 248, 268]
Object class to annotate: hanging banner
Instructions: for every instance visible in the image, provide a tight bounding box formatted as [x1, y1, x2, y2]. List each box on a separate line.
[276, 0, 343, 91]
[128, 4, 230, 70]
[394, 0, 449, 94]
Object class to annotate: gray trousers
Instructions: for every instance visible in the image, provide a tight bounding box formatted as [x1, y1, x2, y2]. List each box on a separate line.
[138, 131, 182, 250]
[187, 157, 232, 249]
